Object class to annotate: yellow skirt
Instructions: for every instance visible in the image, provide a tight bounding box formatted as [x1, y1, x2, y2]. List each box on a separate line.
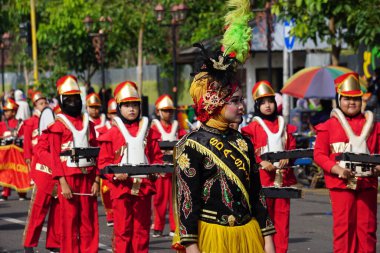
[198, 218, 265, 253]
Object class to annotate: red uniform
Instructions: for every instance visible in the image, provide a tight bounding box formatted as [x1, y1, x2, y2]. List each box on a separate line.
[98, 120, 163, 253]
[0, 118, 22, 138]
[92, 115, 114, 224]
[48, 113, 99, 253]
[0, 118, 25, 198]
[242, 118, 297, 253]
[314, 113, 379, 253]
[22, 114, 39, 162]
[23, 133, 60, 250]
[150, 121, 187, 234]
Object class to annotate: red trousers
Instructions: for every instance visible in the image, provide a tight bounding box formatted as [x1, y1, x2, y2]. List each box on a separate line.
[153, 176, 175, 232]
[100, 179, 113, 223]
[330, 188, 377, 253]
[113, 194, 152, 253]
[58, 174, 99, 253]
[23, 185, 60, 249]
[266, 198, 290, 253]
[2, 187, 26, 198]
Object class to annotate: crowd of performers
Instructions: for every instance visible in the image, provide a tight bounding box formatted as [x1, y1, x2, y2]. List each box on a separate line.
[0, 68, 379, 253]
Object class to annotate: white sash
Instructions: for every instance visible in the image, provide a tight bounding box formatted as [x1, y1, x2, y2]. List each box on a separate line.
[152, 119, 178, 141]
[93, 114, 106, 137]
[331, 109, 373, 154]
[114, 116, 149, 165]
[57, 113, 95, 167]
[254, 116, 286, 153]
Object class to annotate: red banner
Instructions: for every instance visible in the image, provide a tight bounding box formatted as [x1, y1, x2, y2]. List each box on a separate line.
[0, 144, 32, 192]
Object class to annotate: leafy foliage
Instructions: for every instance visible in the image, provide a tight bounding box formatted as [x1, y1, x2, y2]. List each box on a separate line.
[272, 0, 380, 62]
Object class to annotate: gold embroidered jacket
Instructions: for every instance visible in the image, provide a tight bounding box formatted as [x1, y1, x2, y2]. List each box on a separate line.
[174, 125, 275, 246]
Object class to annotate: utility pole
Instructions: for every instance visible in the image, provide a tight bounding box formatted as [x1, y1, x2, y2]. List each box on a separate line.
[30, 0, 38, 84]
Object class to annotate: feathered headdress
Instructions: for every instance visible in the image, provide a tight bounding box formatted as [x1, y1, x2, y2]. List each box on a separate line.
[188, 0, 252, 123]
[221, 0, 253, 63]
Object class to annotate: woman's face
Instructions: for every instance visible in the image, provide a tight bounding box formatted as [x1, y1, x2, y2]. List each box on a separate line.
[340, 96, 362, 116]
[222, 88, 245, 124]
[259, 97, 275, 116]
[120, 101, 140, 121]
[87, 106, 101, 119]
[34, 98, 48, 113]
[158, 109, 174, 123]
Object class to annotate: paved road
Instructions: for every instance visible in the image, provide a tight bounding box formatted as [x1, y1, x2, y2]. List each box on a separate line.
[0, 188, 379, 252]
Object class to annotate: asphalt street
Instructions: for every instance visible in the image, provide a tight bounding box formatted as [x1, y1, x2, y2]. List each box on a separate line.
[0, 188, 379, 253]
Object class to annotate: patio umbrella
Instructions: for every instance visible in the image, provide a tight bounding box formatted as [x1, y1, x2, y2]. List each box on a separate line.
[281, 66, 366, 99]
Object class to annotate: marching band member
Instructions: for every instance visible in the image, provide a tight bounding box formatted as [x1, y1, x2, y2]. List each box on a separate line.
[23, 92, 60, 253]
[151, 94, 186, 238]
[97, 81, 163, 253]
[86, 92, 106, 137]
[24, 133, 61, 253]
[314, 72, 380, 253]
[97, 98, 118, 227]
[97, 98, 117, 135]
[0, 98, 27, 201]
[173, 46, 275, 253]
[23, 92, 48, 172]
[48, 75, 99, 253]
[241, 80, 297, 253]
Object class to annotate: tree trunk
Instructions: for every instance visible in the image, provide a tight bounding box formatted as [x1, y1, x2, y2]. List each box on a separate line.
[23, 64, 29, 91]
[331, 44, 341, 66]
[329, 17, 340, 66]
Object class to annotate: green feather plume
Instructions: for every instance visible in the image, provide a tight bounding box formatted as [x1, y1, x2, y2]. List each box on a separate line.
[221, 0, 253, 63]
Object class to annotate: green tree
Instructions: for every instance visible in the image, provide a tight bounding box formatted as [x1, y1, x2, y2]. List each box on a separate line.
[272, 0, 380, 65]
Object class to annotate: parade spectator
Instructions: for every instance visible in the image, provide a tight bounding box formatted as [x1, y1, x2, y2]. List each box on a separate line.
[14, 89, 31, 121]
[85, 82, 95, 95]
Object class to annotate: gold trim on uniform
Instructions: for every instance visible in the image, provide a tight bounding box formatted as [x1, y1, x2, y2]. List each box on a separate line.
[330, 142, 349, 154]
[236, 138, 248, 152]
[227, 215, 236, 227]
[35, 163, 52, 174]
[131, 177, 142, 196]
[177, 153, 190, 170]
[186, 139, 251, 211]
[261, 226, 276, 236]
[200, 214, 217, 220]
[115, 145, 127, 162]
[201, 209, 217, 215]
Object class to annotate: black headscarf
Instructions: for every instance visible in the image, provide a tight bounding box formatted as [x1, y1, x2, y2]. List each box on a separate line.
[254, 96, 278, 121]
[59, 94, 82, 117]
